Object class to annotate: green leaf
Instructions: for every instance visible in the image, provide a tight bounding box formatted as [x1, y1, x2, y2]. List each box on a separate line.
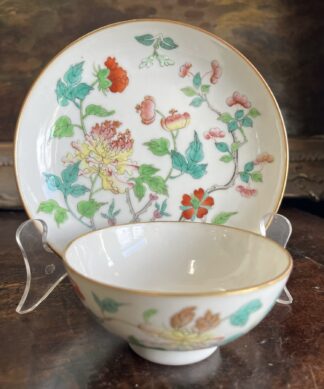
[92, 292, 124, 313]
[38, 199, 59, 213]
[187, 163, 207, 179]
[133, 179, 146, 201]
[186, 131, 204, 163]
[247, 107, 261, 118]
[144, 138, 170, 156]
[240, 172, 250, 183]
[44, 173, 63, 192]
[55, 79, 69, 106]
[180, 87, 197, 97]
[54, 207, 68, 226]
[212, 211, 238, 225]
[235, 109, 245, 120]
[160, 36, 178, 50]
[143, 308, 158, 322]
[69, 184, 89, 197]
[228, 120, 239, 132]
[71, 83, 93, 100]
[220, 155, 233, 163]
[144, 176, 168, 195]
[139, 164, 159, 177]
[250, 171, 263, 182]
[77, 199, 101, 218]
[97, 68, 111, 91]
[231, 142, 240, 153]
[190, 96, 203, 107]
[53, 116, 74, 138]
[201, 84, 210, 93]
[171, 150, 188, 172]
[216, 142, 230, 153]
[230, 299, 262, 326]
[244, 162, 255, 172]
[242, 116, 253, 128]
[63, 62, 84, 86]
[84, 104, 115, 117]
[218, 112, 233, 124]
[135, 34, 155, 46]
[193, 72, 202, 89]
[61, 162, 80, 185]
[161, 199, 167, 213]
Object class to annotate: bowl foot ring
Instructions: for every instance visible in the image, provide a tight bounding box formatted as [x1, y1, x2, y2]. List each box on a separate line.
[129, 344, 217, 366]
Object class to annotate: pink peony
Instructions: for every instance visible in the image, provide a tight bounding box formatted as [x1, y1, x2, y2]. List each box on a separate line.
[136, 96, 156, 125]
[226, 91, 251, 108]
[179, 63, 192, 77]
[210, 60, 222, 84]
[236, 185, 257, 198]
[204, 128, 225, 140]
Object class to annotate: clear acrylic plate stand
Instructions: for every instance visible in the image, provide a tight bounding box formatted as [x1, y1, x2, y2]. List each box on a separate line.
[15, 213, 293, 314]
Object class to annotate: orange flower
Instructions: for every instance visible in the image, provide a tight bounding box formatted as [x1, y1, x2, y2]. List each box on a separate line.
[104, 57, 129, 93]
[255, 152, 274, 164]
[161, 109, 190, 132]
[195, 310, 220, 332]
[170, 307, 196, 329]
[180, 188, 214, 220]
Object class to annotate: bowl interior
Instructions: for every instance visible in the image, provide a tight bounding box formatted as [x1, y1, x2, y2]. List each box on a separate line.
[64, 222, 291, 293]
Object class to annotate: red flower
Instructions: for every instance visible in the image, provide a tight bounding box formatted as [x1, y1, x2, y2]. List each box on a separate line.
[179, 63, 192, 77]
[181, 188, 214, 220]
[236, 185, 257, 198]
[104, 57, 129, 93]
[210, 60, 222, 84]
[135, 96, 156, 125]
[226, 91, 251, 108]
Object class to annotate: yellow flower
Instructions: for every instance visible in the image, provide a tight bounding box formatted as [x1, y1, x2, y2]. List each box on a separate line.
[65, 120, 136, 194]
[160, 109, 190, 132]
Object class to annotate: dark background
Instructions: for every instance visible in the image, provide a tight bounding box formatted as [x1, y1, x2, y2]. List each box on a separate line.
[0, 0, 324, 141]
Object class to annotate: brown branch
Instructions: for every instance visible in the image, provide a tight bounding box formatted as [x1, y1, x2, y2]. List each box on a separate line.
[125, 188, 136, 220]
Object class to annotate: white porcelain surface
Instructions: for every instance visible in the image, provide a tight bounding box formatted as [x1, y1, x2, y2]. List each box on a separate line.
[64, 222, 292, 365]
[15, 20, 288, 256]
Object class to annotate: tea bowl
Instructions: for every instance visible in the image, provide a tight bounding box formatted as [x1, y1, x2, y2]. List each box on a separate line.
[63, 222, 292, 366]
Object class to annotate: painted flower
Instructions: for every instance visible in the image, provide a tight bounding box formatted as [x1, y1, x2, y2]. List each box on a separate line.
[135, 96, 156, 125]
[195, 310, 220, 332]
[161, 109, 191, 132]
[226, 91, 251, 108]
[138, 323, 223, 349]
[171, 307, 196, 329]
[255, 152, 274, 164]
[210, 60, 222, 84]
[104, 57, 129, 93]
[204, 128, 225, 140]
[180, 188, 214, 220]
[179, 63, 192, 77]
[236, 185, 257, 198]
[64, 120, 136, 194]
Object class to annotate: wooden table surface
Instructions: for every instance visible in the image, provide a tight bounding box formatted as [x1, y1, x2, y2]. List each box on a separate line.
[0, 207, 323, 388]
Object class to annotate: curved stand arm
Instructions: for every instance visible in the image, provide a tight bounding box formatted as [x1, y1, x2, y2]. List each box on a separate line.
[260, 213, 293, 305]
[15, 219, 67, 314]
